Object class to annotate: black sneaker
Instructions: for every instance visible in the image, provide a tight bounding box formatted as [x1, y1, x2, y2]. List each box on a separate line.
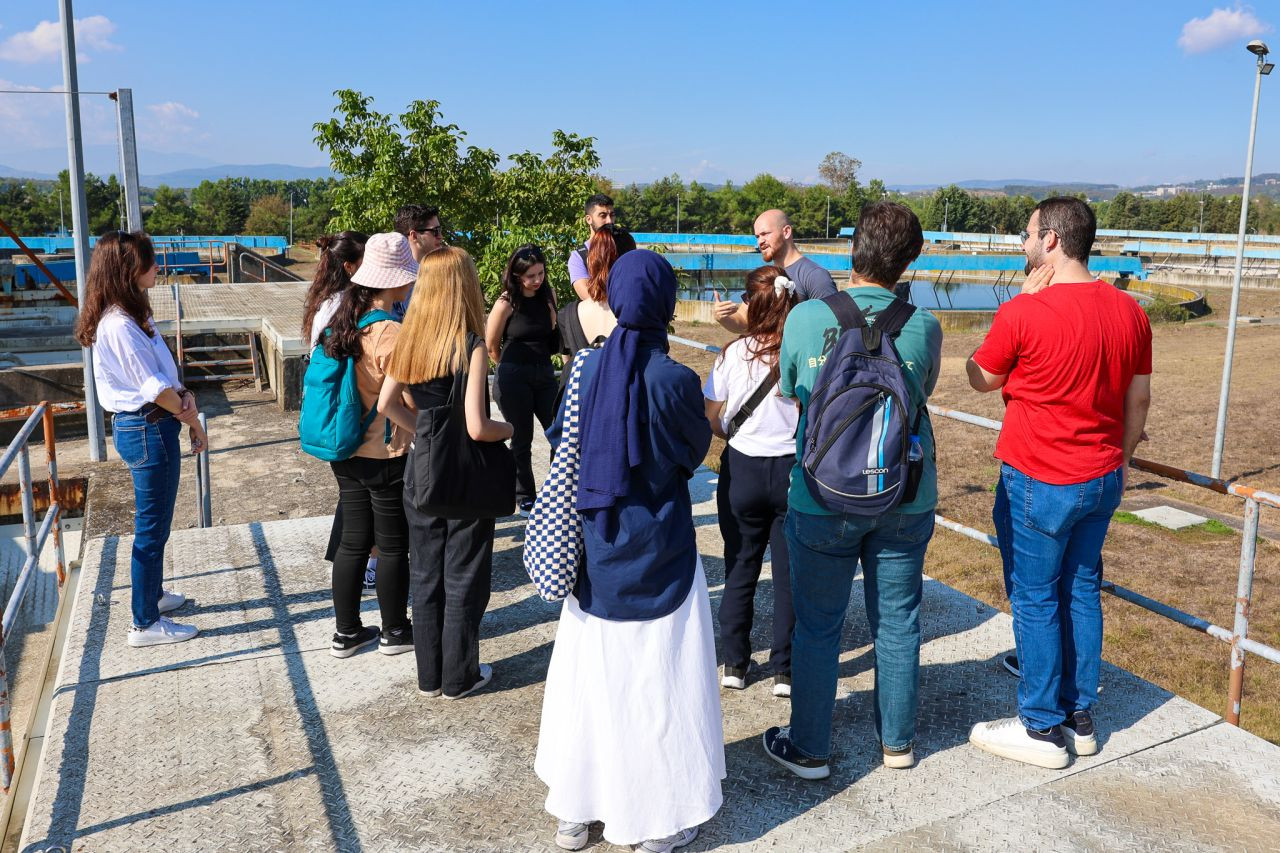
[762, 725, 830, 780]
[1001, 654, 1020, 678]
[330, 625, 379, 658]
[379, 624, 413, 656]
[1061, 709, 1098, 756]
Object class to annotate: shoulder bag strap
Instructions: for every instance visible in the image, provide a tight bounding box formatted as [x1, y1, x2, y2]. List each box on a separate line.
[727, 374, 780, 439]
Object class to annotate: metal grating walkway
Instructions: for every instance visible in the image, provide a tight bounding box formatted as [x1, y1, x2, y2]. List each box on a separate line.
[16, 466, 1280, 851]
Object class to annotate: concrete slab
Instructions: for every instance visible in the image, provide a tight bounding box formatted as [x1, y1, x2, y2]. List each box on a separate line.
[1133, 505, 1210, 530]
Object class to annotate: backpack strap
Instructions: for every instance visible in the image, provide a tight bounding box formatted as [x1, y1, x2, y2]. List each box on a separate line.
[823, 291, 916, 351]
[357, 309, 396, 329]
[727, 374, 780, 439]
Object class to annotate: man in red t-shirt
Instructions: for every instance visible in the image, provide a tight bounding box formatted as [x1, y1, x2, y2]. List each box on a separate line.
[964, 197, 1152, 770]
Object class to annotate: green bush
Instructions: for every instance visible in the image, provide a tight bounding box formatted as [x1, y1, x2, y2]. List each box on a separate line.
[1143, 297, 1192, 324]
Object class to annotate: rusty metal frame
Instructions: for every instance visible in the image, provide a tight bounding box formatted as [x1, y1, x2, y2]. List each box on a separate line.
[0, 402, 69, 793]
[0, 214, 79, 306]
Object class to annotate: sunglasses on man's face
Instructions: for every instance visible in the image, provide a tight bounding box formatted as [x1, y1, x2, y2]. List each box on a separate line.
[415, 226, 443, 237]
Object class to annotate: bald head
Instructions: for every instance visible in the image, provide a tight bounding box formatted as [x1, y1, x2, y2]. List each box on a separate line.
[754, 209, 794, 264]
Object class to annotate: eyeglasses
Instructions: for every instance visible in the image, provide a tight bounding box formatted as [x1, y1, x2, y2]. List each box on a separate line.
[414, 226, 443, 237]
[1019, 227, 1054, 242]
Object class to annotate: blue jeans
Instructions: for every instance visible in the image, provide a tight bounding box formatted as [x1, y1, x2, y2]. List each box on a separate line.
[112, 413, 182, 628]
[786, 508, 934, 758]
[992, 463, 1123, 731]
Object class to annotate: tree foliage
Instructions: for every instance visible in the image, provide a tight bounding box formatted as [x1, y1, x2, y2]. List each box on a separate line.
[818, 151, 861, 194]
[313, 90, 599, 304]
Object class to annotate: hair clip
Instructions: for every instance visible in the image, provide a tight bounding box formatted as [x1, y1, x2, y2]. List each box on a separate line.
[773, 275, 796, 296]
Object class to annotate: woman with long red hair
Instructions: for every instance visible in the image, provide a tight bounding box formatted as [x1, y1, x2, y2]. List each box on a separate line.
[703, 264, 799, 697]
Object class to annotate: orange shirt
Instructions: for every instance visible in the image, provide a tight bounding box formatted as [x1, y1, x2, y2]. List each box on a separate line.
[353, 320, 410, 459]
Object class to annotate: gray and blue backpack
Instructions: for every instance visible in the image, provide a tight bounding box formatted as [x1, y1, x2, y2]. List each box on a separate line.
[801, 292, 924, 516]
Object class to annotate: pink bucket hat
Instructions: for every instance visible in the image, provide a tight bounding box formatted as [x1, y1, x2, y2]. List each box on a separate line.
[350, 232, 418, 289]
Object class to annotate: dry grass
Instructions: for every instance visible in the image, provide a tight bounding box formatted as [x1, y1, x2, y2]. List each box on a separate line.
[671, 284, 1280, 743]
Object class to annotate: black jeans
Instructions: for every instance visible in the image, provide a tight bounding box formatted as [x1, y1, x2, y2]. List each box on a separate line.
[329, 455, 410, 636]
[717, 445, 795, 673]
[493, 359, 558, 504]
[404, 493, 495, 695]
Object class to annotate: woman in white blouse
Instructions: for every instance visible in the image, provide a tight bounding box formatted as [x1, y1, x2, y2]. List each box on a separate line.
[703, 265, 799, 697]
[74, 231, 209, 647]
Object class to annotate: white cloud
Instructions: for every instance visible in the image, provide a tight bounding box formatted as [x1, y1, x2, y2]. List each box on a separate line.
[0, 77, 117, 155]
[142, 101, 206, 149]
[0, 16, 121, 64]
[1178, 6, 1272, 54]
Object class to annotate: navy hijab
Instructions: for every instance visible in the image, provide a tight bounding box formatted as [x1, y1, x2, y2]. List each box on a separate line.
[576, 250, 677, 512]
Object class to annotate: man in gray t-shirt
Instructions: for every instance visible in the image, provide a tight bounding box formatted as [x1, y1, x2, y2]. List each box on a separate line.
[714, 208, 838, 333]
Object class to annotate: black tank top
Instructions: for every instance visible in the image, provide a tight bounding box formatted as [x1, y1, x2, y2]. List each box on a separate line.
[501, 287, 555, 365]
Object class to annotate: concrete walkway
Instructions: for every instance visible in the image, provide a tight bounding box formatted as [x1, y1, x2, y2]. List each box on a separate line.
[17, 458, 1280, 851]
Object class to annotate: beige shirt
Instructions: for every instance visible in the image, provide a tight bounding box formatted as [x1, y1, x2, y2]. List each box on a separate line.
[354, 320, 410, 459]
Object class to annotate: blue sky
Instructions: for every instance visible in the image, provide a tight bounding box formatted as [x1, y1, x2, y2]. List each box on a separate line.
[0, 1, 1276, 186]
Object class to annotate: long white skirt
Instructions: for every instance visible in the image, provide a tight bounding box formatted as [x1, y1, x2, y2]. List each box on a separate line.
[535, 558, 725, 846]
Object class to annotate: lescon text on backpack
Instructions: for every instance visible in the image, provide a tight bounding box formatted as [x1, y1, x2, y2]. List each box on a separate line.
[800, 292, 924, 516]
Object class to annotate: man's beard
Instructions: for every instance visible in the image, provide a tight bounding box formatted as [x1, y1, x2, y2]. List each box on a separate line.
[761, 245, 776, 262]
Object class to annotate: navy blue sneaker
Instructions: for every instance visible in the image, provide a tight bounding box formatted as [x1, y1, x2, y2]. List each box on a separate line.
[1062, 709, 1098, 756]
[762, 726, 830, 780]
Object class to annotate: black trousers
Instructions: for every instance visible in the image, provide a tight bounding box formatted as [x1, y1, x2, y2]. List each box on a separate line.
[404, 489, 495, 695]
[329, 455, 410, 636]
[493, 359, 558, 504]
[717, 445, 795, 673]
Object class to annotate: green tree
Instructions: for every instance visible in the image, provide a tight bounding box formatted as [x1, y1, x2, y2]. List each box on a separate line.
[314, 90, 599, 304]
[144, 185, 198, 234]
[191, 178, 251, 233]
[244, 194, 291, 235]
[818, 151, 861, 194]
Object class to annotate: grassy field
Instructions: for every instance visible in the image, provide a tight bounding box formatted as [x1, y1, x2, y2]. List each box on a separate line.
[671, 285, 1280, 744]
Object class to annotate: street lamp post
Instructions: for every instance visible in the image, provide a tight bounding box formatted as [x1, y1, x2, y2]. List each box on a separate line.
[1211, 40, 1273, 480]
[288, 191, 294, 247]
[676, 193, 682, 235]
[942, 198, 950, 232]
[826, 196, 831, 239]
[1199, 197, 1206, 234]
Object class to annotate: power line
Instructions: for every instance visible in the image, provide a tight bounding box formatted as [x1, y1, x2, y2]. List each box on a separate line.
[0, 89, 115, 95]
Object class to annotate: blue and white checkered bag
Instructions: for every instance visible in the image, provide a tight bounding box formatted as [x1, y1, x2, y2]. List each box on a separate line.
[522, 350, 589, 602]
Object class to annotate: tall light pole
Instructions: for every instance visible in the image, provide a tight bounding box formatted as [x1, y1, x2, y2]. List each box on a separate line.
[825, 196, 831, 239]
[942, 197, 950, 232]
[289, 191, 295, 247]
[676, 193, 682, 235]
[1211, 40, 1273, 480]
[1198, 196, 1206, 234]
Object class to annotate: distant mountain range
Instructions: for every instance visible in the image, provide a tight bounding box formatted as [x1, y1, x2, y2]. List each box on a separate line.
[0, 145, 333, 187]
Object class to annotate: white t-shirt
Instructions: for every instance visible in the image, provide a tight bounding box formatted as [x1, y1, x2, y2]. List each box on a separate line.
[703, 338, 798, 457]
[309, 293, 342, 350]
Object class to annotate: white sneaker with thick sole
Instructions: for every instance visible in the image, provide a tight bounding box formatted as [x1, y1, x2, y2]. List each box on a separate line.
[127, 616, 199, 647]
[969, 717, 1069, 769]
[157, 588, 187, 613]
[444, 663, 493, 700]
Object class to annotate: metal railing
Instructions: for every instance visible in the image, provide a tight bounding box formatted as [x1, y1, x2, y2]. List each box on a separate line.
[926, 403, 1278, 726]
[0, 402, 70, 793]
[668, 335, 1279, 726]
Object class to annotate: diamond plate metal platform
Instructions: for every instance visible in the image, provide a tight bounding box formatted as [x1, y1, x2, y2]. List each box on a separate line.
[16, 460, 1280, 851]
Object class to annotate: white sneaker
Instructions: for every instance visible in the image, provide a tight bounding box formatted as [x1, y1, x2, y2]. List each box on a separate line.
[721, 666, 747, 690]
[127, 616, 199, 647]
[555, 820, 590, 850]
[444, 663, 493, 700]
[969, 716, 1069, 769]
[637, 826, 699, 852]
[157, 588, 187, 613]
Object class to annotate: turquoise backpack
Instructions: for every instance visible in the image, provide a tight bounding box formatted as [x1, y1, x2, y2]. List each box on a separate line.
[298, 310, 396, 461]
